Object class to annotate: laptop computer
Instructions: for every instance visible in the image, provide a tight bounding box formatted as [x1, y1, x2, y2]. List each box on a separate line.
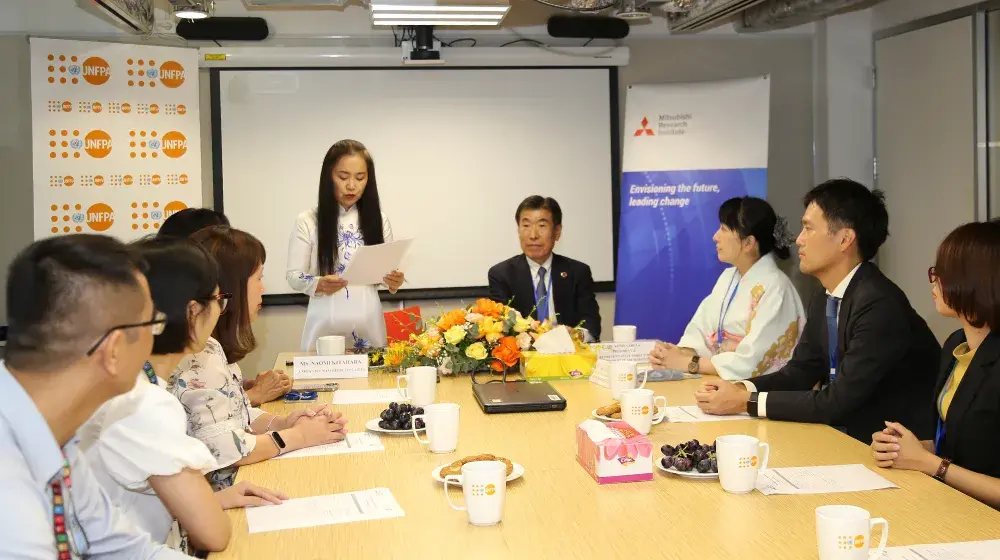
[472, 380, 567, 414]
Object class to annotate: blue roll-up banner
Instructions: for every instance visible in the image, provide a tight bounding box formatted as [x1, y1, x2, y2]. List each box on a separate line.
[615, 76, 771, 342]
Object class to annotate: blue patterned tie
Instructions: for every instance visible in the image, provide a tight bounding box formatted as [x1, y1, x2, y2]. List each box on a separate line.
[536, 267, 549, 322]
[826, 296, 840, 383]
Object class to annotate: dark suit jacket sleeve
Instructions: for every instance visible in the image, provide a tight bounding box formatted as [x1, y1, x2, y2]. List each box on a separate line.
[575, 263, 601, 340]
[751, 294, 828, 393]
[759, 292, 913, 426]
[488, 263, 513, 306]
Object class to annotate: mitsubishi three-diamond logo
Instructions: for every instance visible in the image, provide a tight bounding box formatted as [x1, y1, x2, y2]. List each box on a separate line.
[634, 117, 655, 137]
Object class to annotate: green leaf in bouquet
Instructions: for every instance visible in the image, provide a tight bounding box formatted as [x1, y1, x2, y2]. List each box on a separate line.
[467, 324, 480, 340]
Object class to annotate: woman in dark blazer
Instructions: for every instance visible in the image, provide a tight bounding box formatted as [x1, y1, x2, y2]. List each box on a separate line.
[871, 221, 1000, 508]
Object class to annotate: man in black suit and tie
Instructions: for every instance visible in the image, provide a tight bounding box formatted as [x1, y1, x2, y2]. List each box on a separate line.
[695, 178, 941, 442]
[488, 196, 602, 341]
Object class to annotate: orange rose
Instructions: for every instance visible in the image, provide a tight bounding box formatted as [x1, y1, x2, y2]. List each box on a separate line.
[472, 298, 505, 319]
[436, 309, 467, 332]
[490, 336, 521, 372]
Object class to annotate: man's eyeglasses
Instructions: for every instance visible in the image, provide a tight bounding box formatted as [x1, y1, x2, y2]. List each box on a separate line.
[86, 310, 168, 356]
[928, 266, 939, 284]
[199, 292, 233, 314]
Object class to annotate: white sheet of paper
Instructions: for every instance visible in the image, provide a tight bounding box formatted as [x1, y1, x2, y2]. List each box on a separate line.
[339, 238, 413, 286]
[246, 488, 404, 534]
[878, 540, 1000, 560]
[294, 355, 368, 380]
[332, 388, 403, 405]
[755, 464, 898, 495]
[664, 405, 753, 423]
[276, 432, 384, 460]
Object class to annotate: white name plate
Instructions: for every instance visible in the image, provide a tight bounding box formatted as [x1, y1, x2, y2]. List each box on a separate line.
[591, 340, 656, 363]
[294, 355, 369, 380]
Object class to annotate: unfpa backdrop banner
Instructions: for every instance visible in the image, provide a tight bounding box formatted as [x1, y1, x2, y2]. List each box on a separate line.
[616, 76, 770, 342]
[30, 38, 201, 241]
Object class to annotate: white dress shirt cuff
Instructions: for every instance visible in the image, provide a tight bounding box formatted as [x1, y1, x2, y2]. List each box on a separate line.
[738, 381, 767, 418]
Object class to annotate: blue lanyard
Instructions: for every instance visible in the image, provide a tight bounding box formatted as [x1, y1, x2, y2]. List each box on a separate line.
[717, 270, 740, 345]
[934, 362, 957, 456]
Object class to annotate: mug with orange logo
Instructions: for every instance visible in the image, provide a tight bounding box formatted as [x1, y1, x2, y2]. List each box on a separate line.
[716, 434, 770, 494]
[618, 388, 666, 435]
[609, 361, 647, 400]
[443, 461, 507, 526]
[815, 505, 889, 560]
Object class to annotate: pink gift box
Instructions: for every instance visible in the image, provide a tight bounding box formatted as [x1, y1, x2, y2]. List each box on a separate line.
[576, 421, 653, 484]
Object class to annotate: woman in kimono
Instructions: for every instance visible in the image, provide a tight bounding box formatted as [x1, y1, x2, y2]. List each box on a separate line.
[649, 197, 805, 380]
[286, 139, 405, 352]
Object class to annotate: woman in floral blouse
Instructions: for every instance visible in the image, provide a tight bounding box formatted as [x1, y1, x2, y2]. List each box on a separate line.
[171, 226, 349, 489]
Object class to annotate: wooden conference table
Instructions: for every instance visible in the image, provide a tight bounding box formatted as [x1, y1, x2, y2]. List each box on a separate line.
[210, 353, 1000, 560]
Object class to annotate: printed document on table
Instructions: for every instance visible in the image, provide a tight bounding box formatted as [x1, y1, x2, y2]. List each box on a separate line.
[246, 488, 404, 534]
[332, 388, 403, 405]
[664, 405, 753, 423]
[756, 464, 898, 495]
[276, 432, 383, 460]
[878, 540, 1000, 559]
[340, 239, 413, 286]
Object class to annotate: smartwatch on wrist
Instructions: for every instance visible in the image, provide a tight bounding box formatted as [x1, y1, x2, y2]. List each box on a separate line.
[270, 431, 287, 455]
[747, 392, 760, 417]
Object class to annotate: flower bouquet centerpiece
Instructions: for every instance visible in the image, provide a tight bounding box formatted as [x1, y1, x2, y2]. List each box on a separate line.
[383, 298, 587, 375]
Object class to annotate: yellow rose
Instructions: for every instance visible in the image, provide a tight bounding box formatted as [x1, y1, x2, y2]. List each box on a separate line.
[513, 316, 533, 334]
[478, 317, 504, 343]
[465, 342, 488, 360]
[444, 325, 466, 345]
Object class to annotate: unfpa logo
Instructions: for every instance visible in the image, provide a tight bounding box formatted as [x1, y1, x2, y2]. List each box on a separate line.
[80, 57, 111, 85]
[737, 455, 759, 468]
[634, 117, 655, 137]
[484, 484, 496, 496]
[640, 405, 650, 415]
[161, 131, 187, 158]
[50, 203, 113, 234]
[85, 130, 113, 158]
[159, 61, 186, 88]
[838, 535, 865, 550]
[626, 373, 634, 382]
[130, 201, 187, 232]
[46, 55, 109, 86]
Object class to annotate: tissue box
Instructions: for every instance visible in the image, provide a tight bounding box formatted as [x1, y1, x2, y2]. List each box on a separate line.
[519, 348, 598, 380]
[576, 421, 653, 484]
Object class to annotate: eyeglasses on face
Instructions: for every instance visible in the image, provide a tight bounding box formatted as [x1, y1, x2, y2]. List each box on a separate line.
[928, 266, 938, 284]
[86, 310, 168, 356]
[199, 292, 233, 314]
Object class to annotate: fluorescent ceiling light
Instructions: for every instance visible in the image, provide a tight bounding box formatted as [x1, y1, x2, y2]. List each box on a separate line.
[175, 9, 209, 19]
[370, 4, 509, 12]
[372, 20, 501, 26]
[369, 1, 509, 27]
[373, 13, 503, 20]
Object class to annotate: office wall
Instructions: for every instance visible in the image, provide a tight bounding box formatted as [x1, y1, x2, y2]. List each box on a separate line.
[0, 35, 34, 326]
[873, 0, 982, 32]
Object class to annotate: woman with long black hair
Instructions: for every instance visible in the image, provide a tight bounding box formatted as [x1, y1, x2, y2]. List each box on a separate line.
[286, 139, 404, 351]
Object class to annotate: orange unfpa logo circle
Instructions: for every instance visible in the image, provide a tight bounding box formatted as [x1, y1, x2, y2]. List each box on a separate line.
[82, 57, 110, 86]
[177, 104, 187, 115]
[853, 535, 865, 549]
[750, 456, 758, 467]
[161, 131, 187, 158]
[159, 61, 185, 88]
[92, 102, 102, 113]
[151, 174, 161, 185]
[640, 405, 649, 415]
[626, 373, 634, 381]
[84, 130, 112, 158]
[94, 175, 105, 187]
[484, 484, 496, 496]
[123, 175, 134, 186]
[85, 203, 114, 232]
[63, 176, 74, 187]
[150, 104, 159, 115]
[61, 101, 72, 112]
[164, 200, 188, 218]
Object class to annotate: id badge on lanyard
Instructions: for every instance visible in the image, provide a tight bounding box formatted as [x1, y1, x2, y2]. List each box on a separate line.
[717, 270, 740, 346]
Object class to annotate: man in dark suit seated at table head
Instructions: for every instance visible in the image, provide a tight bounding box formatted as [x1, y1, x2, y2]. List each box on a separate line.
[488, 195, 602, 341]
[694, 178, 941, 443]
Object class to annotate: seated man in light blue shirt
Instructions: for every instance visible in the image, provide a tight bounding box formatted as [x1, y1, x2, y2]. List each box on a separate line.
[0, 234, 190, 559]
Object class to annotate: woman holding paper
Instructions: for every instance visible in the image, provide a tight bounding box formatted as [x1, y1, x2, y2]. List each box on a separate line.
[649, 197, 805, 380]
[286, 139, 404, 352]
[871, 222, 1000, 509]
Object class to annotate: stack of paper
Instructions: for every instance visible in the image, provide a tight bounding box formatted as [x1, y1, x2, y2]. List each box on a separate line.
[246, 488, 404, 534]
[664, 405, 753, 423]
[878, 540, 1000, 559]
[276, 432, 384, 460]
[756, 464, 898, 495]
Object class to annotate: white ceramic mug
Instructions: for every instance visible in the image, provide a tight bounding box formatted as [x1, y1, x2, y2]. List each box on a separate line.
[618, 389, 667, 435]
[609, 361, 647, 400]
[816, 505, 889, 560]
[396, 366, 437, 407]
[412, 402, 459, 453]
[315, 335, 346, 356]
[612, 325, 638, 343]
[444, 461, 507, 526]
[716, 434, 770, 494]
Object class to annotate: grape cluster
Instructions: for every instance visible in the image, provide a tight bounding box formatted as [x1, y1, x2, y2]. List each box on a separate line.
[378, 402, 425, 431]
[660, 439, 718, 474]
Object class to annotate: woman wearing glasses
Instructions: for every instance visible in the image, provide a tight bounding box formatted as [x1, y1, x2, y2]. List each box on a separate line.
[78, 238, 286, 553]
[173, 226, 349, 491]
[871, 221, 1000, 508]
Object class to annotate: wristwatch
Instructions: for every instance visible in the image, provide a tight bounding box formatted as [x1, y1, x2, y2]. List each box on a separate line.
[270, 431, 287, 455]
[747, 392, 760, 417]
[686, 354, 700, 374]
[933, 458, 952, 482]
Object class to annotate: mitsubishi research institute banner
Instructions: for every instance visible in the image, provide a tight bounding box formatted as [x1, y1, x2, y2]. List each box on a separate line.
[615, 76, 770, 342]
[30, 38, 202, 241]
